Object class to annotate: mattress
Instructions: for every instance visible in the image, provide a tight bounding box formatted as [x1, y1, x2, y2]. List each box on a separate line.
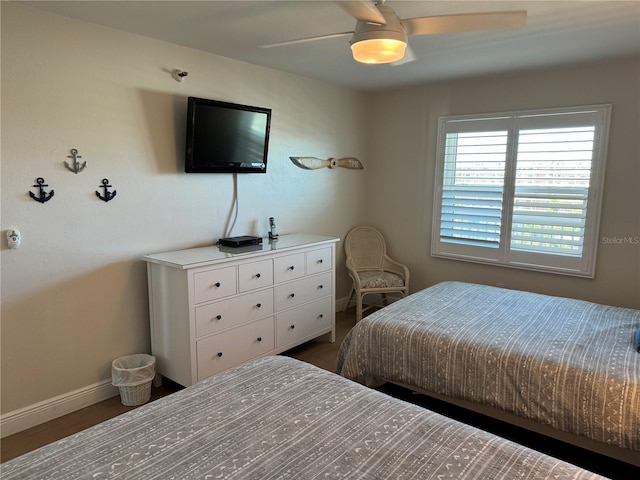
[336, 281, 640, 457]
[2, 356, 605, 479]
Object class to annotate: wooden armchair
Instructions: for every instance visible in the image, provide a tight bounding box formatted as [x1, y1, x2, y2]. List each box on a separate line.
[343, 226, 410, 322]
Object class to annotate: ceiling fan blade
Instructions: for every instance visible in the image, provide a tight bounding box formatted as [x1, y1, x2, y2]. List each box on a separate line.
[290, 157, 332, 170]
[391, 44, 416, 66]
[338, 1, 386, 24]
[260, 31, 353, 49]
[333, 157, 364, 169]
[402, 10, 527, 36]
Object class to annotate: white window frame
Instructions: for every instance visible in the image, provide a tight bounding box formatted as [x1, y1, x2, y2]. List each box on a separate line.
[431, 104, 611, 278]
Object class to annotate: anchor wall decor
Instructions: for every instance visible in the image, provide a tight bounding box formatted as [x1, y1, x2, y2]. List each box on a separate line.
[64, 148, 87, 174]
[96, 178, 117, 202]
[29, 177, 55, 203]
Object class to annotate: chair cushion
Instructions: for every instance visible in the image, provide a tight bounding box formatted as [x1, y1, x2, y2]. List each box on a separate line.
[358, 271, 404, 289]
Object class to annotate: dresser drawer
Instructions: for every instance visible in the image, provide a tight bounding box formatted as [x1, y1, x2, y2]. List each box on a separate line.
[274, 253, 305, 283]
[193, 266, 237, 304]
[196, 317, 275, 381]
[276, 297, 332, 348]
[238, 259, 273, 292]
[275, 271, 332, 311]
[306, 247, 332, 275]
[195, 289, 274, 338]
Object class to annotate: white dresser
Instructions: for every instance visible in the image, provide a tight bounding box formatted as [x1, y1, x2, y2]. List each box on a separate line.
[142, 234, 339, 387]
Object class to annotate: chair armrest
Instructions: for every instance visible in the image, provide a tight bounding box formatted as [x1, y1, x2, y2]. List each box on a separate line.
[382, 256, 410, 285]
[346, 257, 363, 289]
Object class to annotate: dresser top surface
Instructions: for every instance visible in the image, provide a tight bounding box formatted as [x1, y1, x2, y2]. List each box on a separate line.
[142, 234, 339, 269]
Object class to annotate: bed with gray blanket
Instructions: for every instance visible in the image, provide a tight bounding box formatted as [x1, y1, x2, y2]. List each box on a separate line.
[336, 281, 640, 466]
[3, 356, 606, 479]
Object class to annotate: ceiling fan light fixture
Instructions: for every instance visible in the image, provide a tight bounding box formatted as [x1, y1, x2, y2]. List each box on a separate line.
[351, 38, 407, 64]
[350, 6, 408, 65]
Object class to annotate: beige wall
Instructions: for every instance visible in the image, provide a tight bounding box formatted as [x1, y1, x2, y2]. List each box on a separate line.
[367, 57, 640, 309]
[2, 2, 639, 422]
[1, 4, 369, 414]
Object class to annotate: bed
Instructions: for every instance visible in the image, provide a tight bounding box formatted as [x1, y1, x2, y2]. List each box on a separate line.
[336, 281, 640, 467]
[2, 356, 605, 479]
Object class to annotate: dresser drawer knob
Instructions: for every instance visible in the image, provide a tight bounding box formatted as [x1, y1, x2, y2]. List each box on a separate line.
[213, 282, 221, 288]
[215, 315, 222, 321]
[319, 314, 324, 319]
[318, 259, 323, 264]
[289, 293, 295, 298]
[256, 303, 262, 308]
[318, 284, 324, 289]
[290, 324, 295, 330]
[255, 273, 261, 278]
[289, 266, 295, 271]
[257, 337, 262, 342]
[216, 352, 223, 358]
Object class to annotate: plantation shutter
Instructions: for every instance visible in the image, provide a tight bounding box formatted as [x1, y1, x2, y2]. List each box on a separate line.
[432, 106, 610, 277]
[510, 124, 595, 257]
[440, 130, 507, 247]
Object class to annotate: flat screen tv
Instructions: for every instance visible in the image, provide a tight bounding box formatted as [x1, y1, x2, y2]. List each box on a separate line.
[185, 97, 271, 173]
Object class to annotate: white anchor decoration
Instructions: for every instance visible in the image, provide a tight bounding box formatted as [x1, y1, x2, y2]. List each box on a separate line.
[64, 148, 87, 174]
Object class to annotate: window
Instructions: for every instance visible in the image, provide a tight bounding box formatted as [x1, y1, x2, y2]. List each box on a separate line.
[432, 105, 611, 277]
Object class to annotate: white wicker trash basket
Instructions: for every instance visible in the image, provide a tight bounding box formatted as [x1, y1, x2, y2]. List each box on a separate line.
[111, 354, 156, 406]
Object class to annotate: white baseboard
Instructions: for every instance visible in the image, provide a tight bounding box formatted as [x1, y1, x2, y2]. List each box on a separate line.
[335, 295, 350, 312]
[1, 297, 354, 438]
[1, 380, 119, 438]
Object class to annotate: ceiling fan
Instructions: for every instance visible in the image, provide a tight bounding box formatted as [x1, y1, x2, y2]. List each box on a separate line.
[261, 1, 527, 65]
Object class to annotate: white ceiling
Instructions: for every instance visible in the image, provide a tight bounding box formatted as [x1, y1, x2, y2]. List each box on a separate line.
[20, 1, 640, 91]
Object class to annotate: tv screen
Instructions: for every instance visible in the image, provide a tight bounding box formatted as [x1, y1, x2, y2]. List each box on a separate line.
[185, 97, 271, 173]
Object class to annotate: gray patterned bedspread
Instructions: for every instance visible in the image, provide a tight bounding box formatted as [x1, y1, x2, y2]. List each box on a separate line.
[3, 356, 605, 479]
[336, 281, 640, 456]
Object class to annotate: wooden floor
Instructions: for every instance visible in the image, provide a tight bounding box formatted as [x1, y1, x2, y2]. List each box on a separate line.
[2, 308, 636, 477]
[0, 310, 356, 463]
